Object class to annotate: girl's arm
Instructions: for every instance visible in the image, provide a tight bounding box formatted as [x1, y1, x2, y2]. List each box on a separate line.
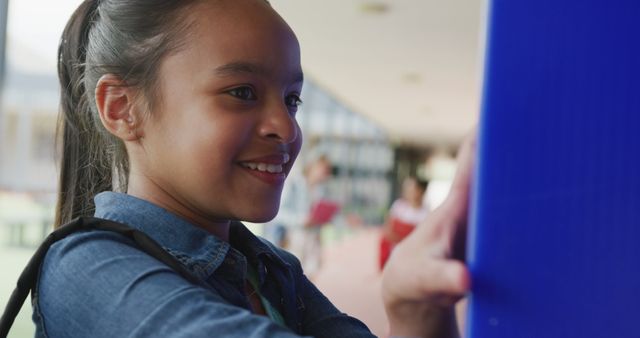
[381, 131, 475, 338]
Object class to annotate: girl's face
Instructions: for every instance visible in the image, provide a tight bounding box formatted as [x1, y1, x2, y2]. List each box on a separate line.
[129, 0, 303, 229]
[402, 179, 424, 206]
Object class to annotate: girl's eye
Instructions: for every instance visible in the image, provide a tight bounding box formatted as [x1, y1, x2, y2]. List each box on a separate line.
[226, 86, 257, 101]
[285, 94, 303, 109]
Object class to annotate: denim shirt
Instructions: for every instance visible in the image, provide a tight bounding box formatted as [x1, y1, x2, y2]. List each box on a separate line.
[33, 192, 374, 337]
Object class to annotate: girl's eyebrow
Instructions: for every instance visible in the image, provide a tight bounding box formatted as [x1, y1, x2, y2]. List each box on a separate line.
[214, 61, 304, 83]
[215, 61, 265, 77]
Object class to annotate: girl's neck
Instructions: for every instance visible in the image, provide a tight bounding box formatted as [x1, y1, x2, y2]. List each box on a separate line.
[126, 181, 231, 241]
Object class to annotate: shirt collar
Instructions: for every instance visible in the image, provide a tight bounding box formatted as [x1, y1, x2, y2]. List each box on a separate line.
[229, 221, 290, 269]
[93, 191, 289, 278]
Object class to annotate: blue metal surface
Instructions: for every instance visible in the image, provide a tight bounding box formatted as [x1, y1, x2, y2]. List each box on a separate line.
[467, 1, 640, 337]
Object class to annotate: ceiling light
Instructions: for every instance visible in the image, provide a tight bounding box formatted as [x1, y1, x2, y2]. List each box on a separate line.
[360, 2, 389, 15]
[402, 72, 422, 84]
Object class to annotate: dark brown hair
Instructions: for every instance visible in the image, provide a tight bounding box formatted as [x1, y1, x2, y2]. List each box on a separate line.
[54, 0, 197, 227]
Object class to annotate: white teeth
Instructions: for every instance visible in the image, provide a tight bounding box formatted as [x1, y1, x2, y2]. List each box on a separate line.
[241, 162, 284, 173]
[266, 164, 283, 173]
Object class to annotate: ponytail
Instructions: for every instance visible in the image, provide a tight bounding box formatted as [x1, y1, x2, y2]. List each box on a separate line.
[55, 0, 113, 228]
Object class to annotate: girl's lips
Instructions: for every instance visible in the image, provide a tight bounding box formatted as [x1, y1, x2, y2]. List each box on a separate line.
[239, 163, 287, 185]
[237, 152, 291, 185]
[239, 153, 291, 165]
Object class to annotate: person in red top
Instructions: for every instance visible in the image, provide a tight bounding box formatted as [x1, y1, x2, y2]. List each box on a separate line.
[379, 176, 430, 270]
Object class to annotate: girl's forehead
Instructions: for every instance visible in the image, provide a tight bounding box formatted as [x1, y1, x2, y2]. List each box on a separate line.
[182, 0, 300, 65]
[188, 0, 292, 36]
[159, 0, 302, 86]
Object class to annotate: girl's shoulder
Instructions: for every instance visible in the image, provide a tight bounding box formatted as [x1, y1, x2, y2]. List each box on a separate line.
[42, 229, 142, 272]
[35, 230, 161, 336]
[35, 229, 229, 337]
[38, 229, 163, 298]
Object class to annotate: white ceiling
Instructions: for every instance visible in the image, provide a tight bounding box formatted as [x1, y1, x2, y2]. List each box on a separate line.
[270, 0, 488, 148]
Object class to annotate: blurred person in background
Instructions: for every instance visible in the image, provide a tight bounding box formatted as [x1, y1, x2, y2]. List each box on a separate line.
[268, 154, 338, 277]
[300, 154, 338, 277]
[379, 176, 430, 270]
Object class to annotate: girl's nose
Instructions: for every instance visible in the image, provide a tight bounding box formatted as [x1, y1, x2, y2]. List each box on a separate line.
[258, 101, 299, 144]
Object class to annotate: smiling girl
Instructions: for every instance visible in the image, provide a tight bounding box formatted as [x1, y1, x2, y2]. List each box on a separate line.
[32, 0, 473, 337]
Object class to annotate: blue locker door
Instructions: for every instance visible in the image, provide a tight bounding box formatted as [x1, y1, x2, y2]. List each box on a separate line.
[467, 1, 640, 337]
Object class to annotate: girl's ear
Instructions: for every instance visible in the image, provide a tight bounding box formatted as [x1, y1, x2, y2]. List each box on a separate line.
[95, 74, 144, 141]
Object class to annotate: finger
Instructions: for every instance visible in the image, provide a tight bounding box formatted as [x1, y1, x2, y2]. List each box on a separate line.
[418, 258, 470, 300]
[385, 258, 470, 309]
[386, 245, 470, 300]
[411, 128, 477, 245]
[429, 128, 477, 259]
[442, 127, 477, 217]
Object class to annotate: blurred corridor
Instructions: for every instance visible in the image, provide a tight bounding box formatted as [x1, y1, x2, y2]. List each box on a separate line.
[314, 227, 388, 336]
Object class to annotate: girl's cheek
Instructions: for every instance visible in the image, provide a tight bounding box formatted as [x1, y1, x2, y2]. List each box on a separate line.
[213, 98, 253, 113]
[292, 126, 303, 155]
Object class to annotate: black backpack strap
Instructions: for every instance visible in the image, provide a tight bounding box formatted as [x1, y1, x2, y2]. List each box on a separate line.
[0, 216, 205, 338]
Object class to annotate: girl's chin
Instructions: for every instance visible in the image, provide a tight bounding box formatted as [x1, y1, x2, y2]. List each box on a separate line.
[241, 207, 280, 224]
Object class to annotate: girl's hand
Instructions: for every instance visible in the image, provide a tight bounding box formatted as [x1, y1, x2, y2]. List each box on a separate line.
[381, 130, 476, 338]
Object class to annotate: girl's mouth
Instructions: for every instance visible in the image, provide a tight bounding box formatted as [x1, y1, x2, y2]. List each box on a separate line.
[240, 162, 284, 173]
[238, 153, 290, 185]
